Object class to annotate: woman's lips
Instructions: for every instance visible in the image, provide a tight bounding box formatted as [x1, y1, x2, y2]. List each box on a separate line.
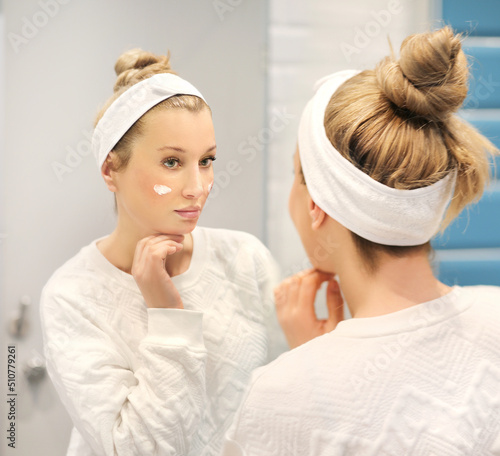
[175, 208, 201, 219]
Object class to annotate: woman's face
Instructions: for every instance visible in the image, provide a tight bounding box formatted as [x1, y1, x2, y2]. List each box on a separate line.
[111, 108, 216, 237]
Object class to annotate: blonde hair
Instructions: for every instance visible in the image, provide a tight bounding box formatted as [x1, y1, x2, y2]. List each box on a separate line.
[321, 26, 498, 270]
[95, 48, 210, 171]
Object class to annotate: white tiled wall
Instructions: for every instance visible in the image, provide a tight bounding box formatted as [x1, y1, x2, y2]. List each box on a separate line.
[266, 0, 434, 275]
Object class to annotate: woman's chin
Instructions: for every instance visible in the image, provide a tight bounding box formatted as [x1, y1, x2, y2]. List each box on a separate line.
[154, 222, 197, 237]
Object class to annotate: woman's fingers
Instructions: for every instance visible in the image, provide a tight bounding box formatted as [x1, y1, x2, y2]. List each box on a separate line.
[297, 272, 326, 317]
[133, 236, 183, 273]
[131, 234, 185, 309]
[275, 269, 332, 311]
[135, 234, 184, 256]
[140, 233, 185, 245]
[326, 279, 344, 327]
[149, 241, 183, 260]
[275, 269, 342, 348]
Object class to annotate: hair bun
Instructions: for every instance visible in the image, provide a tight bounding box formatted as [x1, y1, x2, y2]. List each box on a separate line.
[113, 48, 174, 92]
[376, 26, 468, 121]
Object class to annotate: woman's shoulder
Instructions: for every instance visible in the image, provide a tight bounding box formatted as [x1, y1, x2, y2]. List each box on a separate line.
[44, 242, 96, 285]
[241, 332, 337, 404]
[41, 239, 127, 308]
[460, 284, 500, 301]
[460, 284, 500, 313]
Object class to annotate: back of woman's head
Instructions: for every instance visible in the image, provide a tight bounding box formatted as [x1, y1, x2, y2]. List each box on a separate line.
[323, 26, 497, 269]
[95, 48, 209, 171]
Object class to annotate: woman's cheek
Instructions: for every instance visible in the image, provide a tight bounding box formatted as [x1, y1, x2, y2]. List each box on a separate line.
[153, 184, 172, 195]
[206, 168, 215, 195]
[134, 168, 166, 199]
[139, 168, 178, 198]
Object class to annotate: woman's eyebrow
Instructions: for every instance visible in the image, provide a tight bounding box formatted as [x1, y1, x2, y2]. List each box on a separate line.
[157, 145, 217, 154]
[157, 145, 186, 153]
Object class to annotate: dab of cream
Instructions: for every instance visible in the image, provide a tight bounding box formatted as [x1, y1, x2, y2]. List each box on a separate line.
[208, 182, 213, 192]
[154, 184, 172, 195]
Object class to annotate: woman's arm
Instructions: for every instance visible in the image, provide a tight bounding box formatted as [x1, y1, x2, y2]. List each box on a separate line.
[41, 288, 207, 456]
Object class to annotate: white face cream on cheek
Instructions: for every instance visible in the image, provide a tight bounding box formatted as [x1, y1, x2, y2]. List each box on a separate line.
[153, 184, 172, 195]
[208, 182, 213, 192]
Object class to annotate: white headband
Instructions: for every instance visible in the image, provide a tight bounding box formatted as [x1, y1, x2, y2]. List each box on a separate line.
[298, 70, 456, 246]
[92, 73, 207, 169]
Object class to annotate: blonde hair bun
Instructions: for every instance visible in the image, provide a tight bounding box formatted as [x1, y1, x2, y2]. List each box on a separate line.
[323, 26, 497, 253]
[376, 26, 468, 121]
[113, 48, 174, 92]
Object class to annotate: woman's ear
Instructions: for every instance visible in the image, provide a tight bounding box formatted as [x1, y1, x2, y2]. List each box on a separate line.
[308, 196, 326, 230]
[101, 153, 118, 192]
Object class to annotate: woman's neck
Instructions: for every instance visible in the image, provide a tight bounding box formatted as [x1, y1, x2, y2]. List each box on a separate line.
[336, 249, 452, 319]
[97, 219, 193, 277]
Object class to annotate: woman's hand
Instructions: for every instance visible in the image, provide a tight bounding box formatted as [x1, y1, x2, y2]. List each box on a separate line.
[132, 234, 184, 309]
[274, 269, 344, 349]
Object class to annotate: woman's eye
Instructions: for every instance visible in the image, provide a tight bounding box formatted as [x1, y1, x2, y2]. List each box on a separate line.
[200, 156, 216, 167]
[162, 158, 180, 169]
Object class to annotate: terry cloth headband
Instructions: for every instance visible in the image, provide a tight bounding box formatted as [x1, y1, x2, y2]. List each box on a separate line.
[92, 73, 207, 170]
[298, 69, 456, 246]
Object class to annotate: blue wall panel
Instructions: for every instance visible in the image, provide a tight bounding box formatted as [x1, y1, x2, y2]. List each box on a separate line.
[443, 0, 500, 36]
[433, 183, 500, 249]
[459, 113, 500, 178]
[434, 249, 500, 286]
[462, 45, 500, 110]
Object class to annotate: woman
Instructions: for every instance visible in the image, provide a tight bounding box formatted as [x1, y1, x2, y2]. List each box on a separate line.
[40, 49, 284, 456]
[223, 27, 500, 455]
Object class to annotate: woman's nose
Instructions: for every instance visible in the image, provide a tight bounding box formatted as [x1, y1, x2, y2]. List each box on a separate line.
[181, 168, 204, 199]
